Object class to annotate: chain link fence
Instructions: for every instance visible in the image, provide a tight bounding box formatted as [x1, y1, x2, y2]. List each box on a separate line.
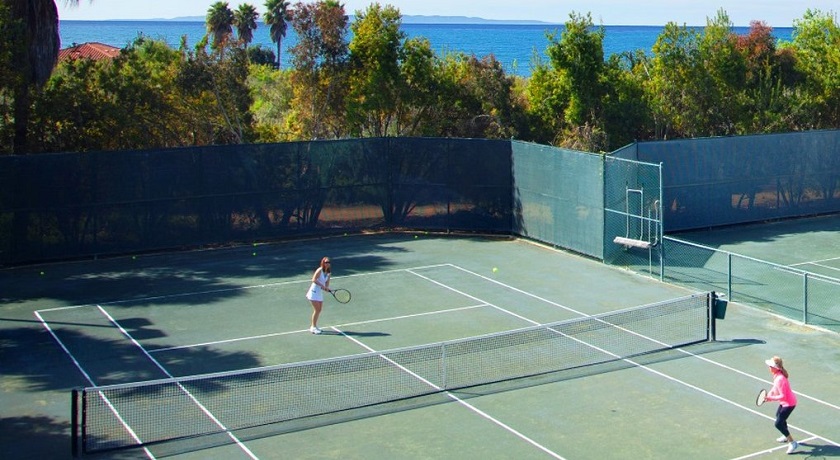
[660, 236, 840, 328]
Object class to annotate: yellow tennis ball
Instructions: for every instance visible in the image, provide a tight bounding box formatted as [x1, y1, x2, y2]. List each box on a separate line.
[492, 267, 498, 273]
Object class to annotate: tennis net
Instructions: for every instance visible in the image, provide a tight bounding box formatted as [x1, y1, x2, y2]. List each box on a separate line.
[72, 292, 713, 455]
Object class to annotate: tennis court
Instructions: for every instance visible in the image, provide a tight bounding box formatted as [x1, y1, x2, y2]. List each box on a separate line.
[2, 233, 839, 459]
[667, 214, 840, 331]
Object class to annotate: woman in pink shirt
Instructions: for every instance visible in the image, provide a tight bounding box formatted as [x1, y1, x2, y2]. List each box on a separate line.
[764, 356, 798, 454]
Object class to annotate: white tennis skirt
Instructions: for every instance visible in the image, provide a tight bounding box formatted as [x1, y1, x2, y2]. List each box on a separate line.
[305, 284, 323, 302]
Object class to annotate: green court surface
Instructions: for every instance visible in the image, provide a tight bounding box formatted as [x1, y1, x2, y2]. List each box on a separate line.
[1, 233, 838, 459]
[677, 214, 840, 280]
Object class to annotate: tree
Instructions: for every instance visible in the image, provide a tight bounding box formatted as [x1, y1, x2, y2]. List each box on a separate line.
[264, 0, 292, 68]
[791, 9, 840, 129]
[233, 3, 259, 46]
[600, 51, 653, 149]
[206, 1, 234, 52]
[248, 63, 293, 141]
[30, 37, 198, 152]
[288, 0, 349, 139]
[547, 12, 605, 128]
[178, 45, 255, 144]
[0, 2, 25, 152]
[435, 53, 523, 139]
[696, 9, 747, 136]
[735, 20, 797, 132]
[6, 0, 85, 153]
[647, 22, 703, 139]
[346, 3, 405, 137]
[528, 12, 611, 150]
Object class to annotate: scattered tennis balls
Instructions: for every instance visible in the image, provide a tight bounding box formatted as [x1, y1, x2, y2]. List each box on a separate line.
[492, 267, 498, 273]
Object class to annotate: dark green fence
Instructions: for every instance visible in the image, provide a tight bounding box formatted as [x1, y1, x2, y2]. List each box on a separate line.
[614, 130, 840, 231]
[4, 131, 840, 274]
[0, 138, 512, 265]
[512, 141, 604, 259]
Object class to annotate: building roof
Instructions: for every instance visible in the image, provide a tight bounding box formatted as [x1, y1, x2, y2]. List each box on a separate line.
[58, 42, 121, 62]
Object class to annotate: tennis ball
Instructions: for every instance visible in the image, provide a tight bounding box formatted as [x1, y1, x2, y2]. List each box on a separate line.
[414, 235, 418, 239]
[252, 252, 257, 256]
[40, 271, 45, 275]
[492, 267, 498, 273]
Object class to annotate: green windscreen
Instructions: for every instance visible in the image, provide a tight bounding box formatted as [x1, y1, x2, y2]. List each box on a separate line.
[511, 141, 604, 259]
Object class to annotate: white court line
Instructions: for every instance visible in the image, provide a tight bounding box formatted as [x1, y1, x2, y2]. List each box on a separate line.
[149, 303, 488, 353]
[35, 264, 454, 313]
[730, 436, 819, 460]
[790, 255, 840, 266]
[451, 264, 840, 413]
[95, 305, 258, 459]
[425, 264, 840, 448]
[34, 310, 156, 460]
[39, 262, 840, 456]
[805, 262, 840, 275]
[334, 326, 566, 460]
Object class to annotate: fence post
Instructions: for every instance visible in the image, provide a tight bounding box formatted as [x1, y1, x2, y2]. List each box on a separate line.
[727, 253, 733, 300]
[803, 273, 809, 324]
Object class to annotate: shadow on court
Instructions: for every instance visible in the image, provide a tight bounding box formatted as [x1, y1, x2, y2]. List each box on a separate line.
[795, 442, 840, 457]
[131, 338, 764, 459]
[321, 330, 391, 337]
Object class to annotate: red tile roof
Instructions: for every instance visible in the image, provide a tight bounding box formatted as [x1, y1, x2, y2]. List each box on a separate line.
[58, 42, 121, 62]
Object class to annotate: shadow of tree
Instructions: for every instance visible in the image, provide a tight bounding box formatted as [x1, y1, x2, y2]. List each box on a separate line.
[0, 416, 70, 460]
[0, 233, 417, 309]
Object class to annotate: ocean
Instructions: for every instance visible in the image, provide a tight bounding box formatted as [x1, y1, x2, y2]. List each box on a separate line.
[59, 20, 795, 78]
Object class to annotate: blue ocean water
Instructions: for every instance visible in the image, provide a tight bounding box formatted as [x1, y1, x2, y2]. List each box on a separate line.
[59, 20, 794, 78]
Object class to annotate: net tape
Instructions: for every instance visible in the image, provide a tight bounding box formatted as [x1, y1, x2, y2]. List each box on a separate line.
[78, 292, 710, 453]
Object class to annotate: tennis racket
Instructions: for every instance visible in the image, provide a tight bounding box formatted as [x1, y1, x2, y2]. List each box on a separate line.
[755, 389, 768, 406]
[329, 288, 351, 304]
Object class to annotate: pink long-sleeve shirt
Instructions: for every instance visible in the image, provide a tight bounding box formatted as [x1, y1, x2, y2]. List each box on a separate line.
[767, 371, 797, 407]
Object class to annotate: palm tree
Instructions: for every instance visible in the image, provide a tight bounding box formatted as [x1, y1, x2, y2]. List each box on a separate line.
[7, 0, 81, 153]
[233, 3, 259, 46]
[206, 1, 234, 52]
[263, 0, 291, 68]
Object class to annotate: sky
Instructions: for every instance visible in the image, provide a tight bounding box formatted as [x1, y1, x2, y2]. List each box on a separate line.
[57, 0, 837, 27]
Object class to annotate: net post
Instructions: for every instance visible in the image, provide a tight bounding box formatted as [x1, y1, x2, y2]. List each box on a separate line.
[709, 292, 717, 342]
[81, 389, 87, 455]
[440, 342, 447, 390]
[71, 388, 79, 458]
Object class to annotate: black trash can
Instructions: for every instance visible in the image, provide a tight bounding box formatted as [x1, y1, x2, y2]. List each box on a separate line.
[713, 297, 728, 320]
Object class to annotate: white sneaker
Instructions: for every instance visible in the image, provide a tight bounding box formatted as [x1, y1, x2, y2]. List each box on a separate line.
[310, 326, 322, 335]
[787, 441, 798, 454]
[776, 436, 788, 443]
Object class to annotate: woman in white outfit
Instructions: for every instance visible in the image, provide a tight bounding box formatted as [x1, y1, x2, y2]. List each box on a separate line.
[305, 257, 331, 334]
